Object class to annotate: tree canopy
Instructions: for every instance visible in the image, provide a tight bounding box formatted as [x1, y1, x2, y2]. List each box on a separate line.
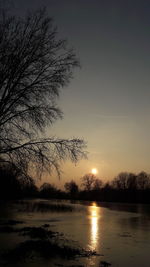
[0, 8, 86, 178]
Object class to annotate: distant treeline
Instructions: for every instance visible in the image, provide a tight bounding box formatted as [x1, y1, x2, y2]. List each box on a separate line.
[1, 163, 150, 204]
[63, 172, 150, 204]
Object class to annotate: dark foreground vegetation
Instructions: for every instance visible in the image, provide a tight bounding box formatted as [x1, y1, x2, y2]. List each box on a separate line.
[1, 163, 150, 204]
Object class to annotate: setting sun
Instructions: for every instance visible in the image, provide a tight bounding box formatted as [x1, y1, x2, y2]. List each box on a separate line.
[91, 168, 98, 175]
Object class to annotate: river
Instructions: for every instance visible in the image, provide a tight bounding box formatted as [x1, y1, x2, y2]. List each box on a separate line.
[0, 199, 150, 266]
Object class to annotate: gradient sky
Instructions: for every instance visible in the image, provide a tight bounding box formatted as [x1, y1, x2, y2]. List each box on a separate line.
[7, 0, 150, 187]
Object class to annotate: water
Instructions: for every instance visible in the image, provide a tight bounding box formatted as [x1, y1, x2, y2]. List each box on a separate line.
[0, 199, 150, 266]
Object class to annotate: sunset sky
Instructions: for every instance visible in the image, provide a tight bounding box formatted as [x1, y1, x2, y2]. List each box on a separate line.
[9, 0, 150, 187]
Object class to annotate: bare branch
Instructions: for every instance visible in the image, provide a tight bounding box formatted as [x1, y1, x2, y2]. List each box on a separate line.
[0, 8, 86, 178]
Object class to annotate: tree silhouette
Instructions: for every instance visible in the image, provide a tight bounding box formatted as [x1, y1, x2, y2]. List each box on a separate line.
[64, 180, 79, 198]
[81, 173, 96, 191]
[40, 182, 58, 198]
[112, 172, 129, 190]
[0, 162, 37, 198]
[0, 8, 86, 178]
[93, 178, 103, 190]
[137, 172, 150, 190]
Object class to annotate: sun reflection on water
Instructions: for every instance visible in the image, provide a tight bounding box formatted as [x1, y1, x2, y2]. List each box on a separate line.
[88, 202, 100, 250]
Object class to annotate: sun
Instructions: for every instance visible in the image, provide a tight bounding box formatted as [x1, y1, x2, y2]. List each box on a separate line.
[91, 168, 98, 175]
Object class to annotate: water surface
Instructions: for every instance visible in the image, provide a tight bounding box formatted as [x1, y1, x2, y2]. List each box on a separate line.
[0, 199, 150, 266]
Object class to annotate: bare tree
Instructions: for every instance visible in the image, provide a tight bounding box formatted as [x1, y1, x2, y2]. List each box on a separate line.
[0, 8, 86, 178]
[81, 173, 96, 191]
[137, 172, 150, 190]
[40, 182, 58, 198]
[93, 178, 103, 190]
[64, 180, 79, 196]
[112, 172, 129, 190]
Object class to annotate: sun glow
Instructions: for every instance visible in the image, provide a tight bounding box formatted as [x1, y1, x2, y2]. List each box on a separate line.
[91, 168, 98, 175]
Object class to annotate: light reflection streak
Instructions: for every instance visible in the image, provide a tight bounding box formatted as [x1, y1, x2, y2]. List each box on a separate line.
[89, 202, 100, 250]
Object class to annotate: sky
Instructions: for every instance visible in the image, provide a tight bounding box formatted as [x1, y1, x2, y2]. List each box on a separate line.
[5, 0, 150, 187]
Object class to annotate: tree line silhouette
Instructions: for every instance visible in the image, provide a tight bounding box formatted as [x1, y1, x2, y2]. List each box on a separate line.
[1, 163, 150, 203]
